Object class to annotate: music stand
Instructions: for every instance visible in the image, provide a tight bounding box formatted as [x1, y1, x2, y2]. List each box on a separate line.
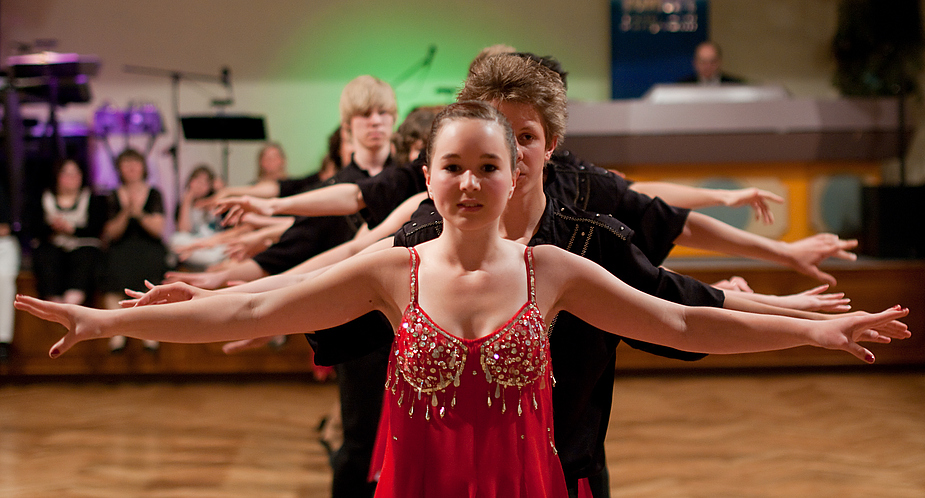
[181, 115, 267, 182]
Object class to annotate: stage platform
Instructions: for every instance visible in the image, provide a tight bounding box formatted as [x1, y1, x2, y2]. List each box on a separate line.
[4, 257, 923, 378]
[2, 272, 317, 378]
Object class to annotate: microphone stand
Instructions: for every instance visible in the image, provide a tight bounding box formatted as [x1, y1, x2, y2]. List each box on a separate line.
[392, 45, 437, 88]
[122, 64, 229, 200]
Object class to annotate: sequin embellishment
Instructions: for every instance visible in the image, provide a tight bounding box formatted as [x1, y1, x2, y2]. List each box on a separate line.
[388, 247, 550, 421]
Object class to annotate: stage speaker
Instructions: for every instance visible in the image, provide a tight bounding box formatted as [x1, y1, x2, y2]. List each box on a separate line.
[860, 185, 925, 259]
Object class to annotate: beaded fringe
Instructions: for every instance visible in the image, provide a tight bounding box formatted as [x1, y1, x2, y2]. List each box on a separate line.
[387, 366, 552, 422]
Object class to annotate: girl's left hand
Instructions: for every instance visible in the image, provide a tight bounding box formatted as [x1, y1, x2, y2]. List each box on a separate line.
[14, 295, 104, 358]
[819, 306, 910, 363]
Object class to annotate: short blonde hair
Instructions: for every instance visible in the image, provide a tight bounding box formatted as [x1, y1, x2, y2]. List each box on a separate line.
[339, 75, 398, 124]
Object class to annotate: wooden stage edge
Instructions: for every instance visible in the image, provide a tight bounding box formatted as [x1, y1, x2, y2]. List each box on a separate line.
[4, 257, 925, 378]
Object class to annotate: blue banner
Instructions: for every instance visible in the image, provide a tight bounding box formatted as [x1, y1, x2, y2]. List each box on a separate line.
[611, 0, 710, 99]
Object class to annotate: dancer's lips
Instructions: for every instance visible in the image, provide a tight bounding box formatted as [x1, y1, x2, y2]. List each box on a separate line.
[457, 200, 482, 211]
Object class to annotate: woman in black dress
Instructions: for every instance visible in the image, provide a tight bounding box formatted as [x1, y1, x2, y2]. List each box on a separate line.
[101, 149, 168, 353]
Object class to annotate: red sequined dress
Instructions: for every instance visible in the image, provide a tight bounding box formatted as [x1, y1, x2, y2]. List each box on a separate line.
[371, 246, 567, 497]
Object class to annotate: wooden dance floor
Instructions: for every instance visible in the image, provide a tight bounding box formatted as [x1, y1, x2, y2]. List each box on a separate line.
[1, 370, 923, 497]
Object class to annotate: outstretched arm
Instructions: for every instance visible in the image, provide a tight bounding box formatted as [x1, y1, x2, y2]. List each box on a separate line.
[127, 195, 413, 305]
[675, 212, 857, 286]
[719, 290, 906, 338]
[726, 284, 851, 313]
[162, 259, 268, 289]
[536, 246, 908, 363]
[16, 248, 408, 358]
[631, 183, 783, 224]
[223, 223, 293, 261]
[124, 264, 329, 308]
[173, 224, 253, 254]
[284, 191, 427, 275]
[711, 276, 753, 292]
[236, 212, 295, 229]
[199, 180, 281, 206]
[216, 183, 365, 226]
[125, 233, 399, 308]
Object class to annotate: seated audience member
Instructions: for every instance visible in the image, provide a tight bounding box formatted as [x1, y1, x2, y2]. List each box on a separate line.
[170, 164, 227, 271]
[678, 40, 745, 84]
[255, 142, 289, 183]
[31, 158, 107, 305]
[101, 149, 168, 353]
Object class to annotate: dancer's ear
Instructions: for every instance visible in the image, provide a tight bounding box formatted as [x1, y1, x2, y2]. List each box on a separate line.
[423, 165, 433, 199]
[544, 136, 558, 161]
[510, 168, 518, 199]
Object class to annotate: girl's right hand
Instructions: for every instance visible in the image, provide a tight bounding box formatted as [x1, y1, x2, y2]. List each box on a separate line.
[213, 196, 275, 226]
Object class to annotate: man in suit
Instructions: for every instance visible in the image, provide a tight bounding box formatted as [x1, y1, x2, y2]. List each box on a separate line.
[678, 41, 745, 84]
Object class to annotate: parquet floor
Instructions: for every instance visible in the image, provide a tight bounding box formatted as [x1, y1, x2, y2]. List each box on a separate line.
[1, 370, 923, 497]
[606, 371, 925, 498]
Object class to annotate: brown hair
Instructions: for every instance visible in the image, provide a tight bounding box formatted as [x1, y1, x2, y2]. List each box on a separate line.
[394, 105, 444, 162]
[467, 44, 517, 75]
[458, 54, 567, 149]
[426, 101, 517, 172]
[115, 148, 147, 183]
[186, 164, 217, 192]
[52, 158, 86, 191]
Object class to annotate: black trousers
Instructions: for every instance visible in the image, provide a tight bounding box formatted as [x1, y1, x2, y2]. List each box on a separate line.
[31, 243, 101, 299]
[330, 343, 390, 498]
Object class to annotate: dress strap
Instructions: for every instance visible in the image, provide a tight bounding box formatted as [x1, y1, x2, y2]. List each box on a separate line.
[524, 247, 537, 305]
[407, 247, 420, 304]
